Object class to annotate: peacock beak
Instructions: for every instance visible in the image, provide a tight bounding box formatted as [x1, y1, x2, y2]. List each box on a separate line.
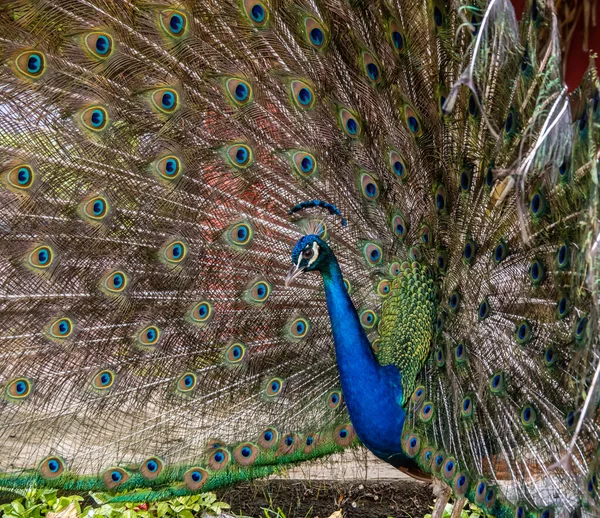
[285, 264, 305, 287]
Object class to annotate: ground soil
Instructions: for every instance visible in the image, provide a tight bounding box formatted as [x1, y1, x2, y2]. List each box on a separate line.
[215, 479, 434, 518]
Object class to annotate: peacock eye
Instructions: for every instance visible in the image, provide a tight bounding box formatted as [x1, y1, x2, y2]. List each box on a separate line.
[302, 248, 314, 259]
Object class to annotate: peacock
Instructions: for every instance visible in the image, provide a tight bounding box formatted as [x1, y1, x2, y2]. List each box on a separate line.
[0, 0, 599, 516]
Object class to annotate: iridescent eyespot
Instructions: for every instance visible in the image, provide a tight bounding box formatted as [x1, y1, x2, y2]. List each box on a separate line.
[154, 155, 182, 181]
[82, 196, 109, 221]
[151, 88, 179, 114]
[434, 184, 447, 212]
[404, 105, 422, 136]
[40, 457, 65, 478]
[462, 239, 476, 264]
[290, 80, 315, 109]
[141, 457, 163, 479]
[360, 309, 377, 329]
[159, 10, 188, 37]
[178, 372, 197, 392]
[412, 386, 425, 404]
[102, 468, 129, 489]
[460, 169, 472, 192]
[565, 410, 576, 430]
[514, 320, 532, 345]
[327, 390, 342, 409]
[248, 280, 271, 303]
[363, 243, 383, 266]
[556, 242, 569, 269]
[161, 239, 187, 264]
[420, 401, 435, 422]
[339, 108, 361, 137]
[361, 51, 382, 84]
[558, 155, 570, 182]
[79, 105, 108, 132]
[461, 397, 473, 418]
[49, 317, 74, 339]
[227, 144, 253, 168]
[234, 443, 258, 465]
[266, 377, 284, 396]
[475, 481, 487, 504]
[6, 164, 35, 190]
[359, 172, 379, 200]
[258, 428, 278, 448]
[436, 250, 448, 273]
[419, 224, 432, 248]
[455, 342, 467, 363]
[493, 240, 508, 264]
[454, 473, 469, 496]
[520, 404, 537, 427]
[489, 372, 505, 393]
[343, 278, 352, 293]
[448, 291, 460, 312]
[334, 424, 355, 446]
[243, 1, 269, 27]
[27, 245, 54, 269]
[433, 453, 445, 472]
[485, 164, 494, 188]
[190, 301, 213, 324]
[529, 259, 545, 285]
[404, 434, 420, 457]
[443, 457, 457, 479]
[377, 280, 391, 297]
[292, 151, 317, 177]
[6, 377, 32, 399]
[102, 270, 128, 293]
[389, 150, 407, 180]
[435, 347, 445, 367]
[305, 18, 327, 49]
[371, 339, 380, 353]
[290, 318, 310, 338]
[184, 467, 208, 490]
[389, 262, 401, 276]
[543, 346, 557, 367]
[391, 214, 408, 239]
[13, 50, 46, 79]
[138, 325, 160, 347]
[228, 222, 253, 246]
[409, 246, 422, 261]
[433, 2, 445, 26]
[505, 108, 517, 135]
[388, 19, 405, 53]
[92, 370, 115, 390]
[529, 189, 546, 217]
[225, 78, 253, 106]
[208, 448, 230, 470]
[575, 316, 588, 343]
[226, 343, 246, 363]
[478, 298, 490, 320]
[84, 32, 114, 59]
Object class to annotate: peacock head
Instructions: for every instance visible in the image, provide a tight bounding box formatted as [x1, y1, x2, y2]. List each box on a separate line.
[285, 234, 332, 286]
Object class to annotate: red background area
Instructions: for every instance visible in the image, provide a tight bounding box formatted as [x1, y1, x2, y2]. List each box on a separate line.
[510, 0, 600, 90]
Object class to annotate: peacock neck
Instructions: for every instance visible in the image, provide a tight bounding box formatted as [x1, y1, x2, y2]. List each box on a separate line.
[320, 256, 409, 465]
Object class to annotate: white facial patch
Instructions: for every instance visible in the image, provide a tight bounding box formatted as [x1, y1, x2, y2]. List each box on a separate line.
[307, 241, 319, 267]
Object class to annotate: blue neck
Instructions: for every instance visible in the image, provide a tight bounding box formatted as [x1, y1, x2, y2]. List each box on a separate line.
[320, 257, 408, 464]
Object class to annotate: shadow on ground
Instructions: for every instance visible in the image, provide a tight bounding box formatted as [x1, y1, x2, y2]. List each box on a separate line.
[216, 479, 434, 518]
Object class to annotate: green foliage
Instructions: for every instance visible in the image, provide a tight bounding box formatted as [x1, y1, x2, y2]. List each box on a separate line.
[0, 488, 230, 518]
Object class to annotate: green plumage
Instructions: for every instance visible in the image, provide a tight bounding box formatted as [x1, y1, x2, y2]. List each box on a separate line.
[0, 0, 599, 516]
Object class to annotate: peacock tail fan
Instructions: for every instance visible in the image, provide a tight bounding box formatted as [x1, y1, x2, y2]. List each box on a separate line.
[0, 0, 598, 515]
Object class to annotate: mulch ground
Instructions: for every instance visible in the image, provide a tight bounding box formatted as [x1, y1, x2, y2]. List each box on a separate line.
[215, 479, 434, 518]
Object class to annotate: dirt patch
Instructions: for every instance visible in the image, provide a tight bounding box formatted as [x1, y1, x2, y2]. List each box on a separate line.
[216, 479, 434, 518]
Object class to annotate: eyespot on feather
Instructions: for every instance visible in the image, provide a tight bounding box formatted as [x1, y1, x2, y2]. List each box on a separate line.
[266, 377, 284, 397]
[361, 51, 382, 84]
[79, 105, 109, 132]
[359, 309, 377, 329]
[225, 343, 246, 364]
[6, 378, 32, 400]
[227, 144, 253, 169]
[234, 443, 259, 465]
[225, 78, 253, 106]
[189, 301, 213, 325]
[377, 279, 391, 297]
[248, 280, 271, 303]
[327, 390, 342, 409]
[177, 372, 197, 393]
[258, 427, 279, 449]
[150, 88, 180, 114]
[243, 1, 269, 27]
[403, 105, 422, 136]
[161, 239, 187, 264]
[208, 448, 230, 470]
[81, 196, 109, 221]
[277, 434, 300, 455]
[389, 262, 401, 276]
[363, 242, 383, 266]
[102, 468, 129, 489]
[40, 457, 65, 478]
[137, 325, 161, 347]
[140, 457, 163, 480]
[289, 317, 310, 338]
[48, 317, 74, 339]
[27, 245, 54, 269]
[92, 370, 115, 390]
[303, 434, 319, 454]
[84, 32, 114, 59]
[292, 151, 317, 177]
[389, 150, 407, 180]
[454, 472, 469, 496]
[6, 165, 35, 190]
[304, 18, 327, 49]
[359, 171, 379, 201]
[154, 155, 183, 181]
[102, 270, 128, 293]
[13, 50, 46, 79]
[159, 9, 188, 38]
[334, 424, 355, 446]
[388, 19, 405, 53]
[228, 222, 253, 247]
[290, 80, 315, 109]
[339, 108, 361, 137]
[404, 434, 420, 457]
[184, 468, 208, 490]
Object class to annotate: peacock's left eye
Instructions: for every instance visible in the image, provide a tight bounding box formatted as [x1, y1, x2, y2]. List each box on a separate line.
[302, 248, 314, 260]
